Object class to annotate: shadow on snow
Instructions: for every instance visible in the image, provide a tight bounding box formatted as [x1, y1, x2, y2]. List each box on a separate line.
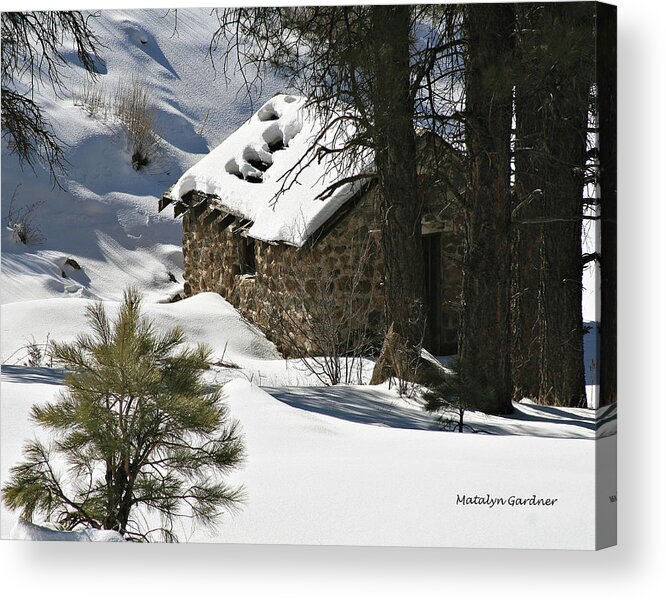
[262, 385, 616, 439]
[1, 365, 66, 386]
[263, 385, 442, 431]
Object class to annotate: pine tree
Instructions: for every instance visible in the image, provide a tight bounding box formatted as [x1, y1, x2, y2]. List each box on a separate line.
[368, 5, 426, 354]
[422, 359, 493, 433]
[1, 288, 244, 542]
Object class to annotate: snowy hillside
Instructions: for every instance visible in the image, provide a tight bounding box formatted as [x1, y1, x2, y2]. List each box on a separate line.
[1, 8, 283, 305]
[1, 8, 614, 549]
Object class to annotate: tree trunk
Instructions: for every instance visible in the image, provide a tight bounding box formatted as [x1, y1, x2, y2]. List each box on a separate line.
[597, 4, 617, 406]
[511, 4, 592, 408]
[369, 6, 425, 383]
[535, 5, 591, 408]
[459, 4, 514, 415]
[512, 81, 542, 401]
[536, 136, 587, 408]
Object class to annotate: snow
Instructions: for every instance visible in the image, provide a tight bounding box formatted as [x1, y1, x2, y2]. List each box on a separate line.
[0, 292, 616, 548]
[170, 94, 371, 246]
[0, 7, 614, 550]
[213, 379, 613, 549]
[1, 362, 614, 549]
[263, 385, 617, 439]
[1, 8, 284, 306]
[11, 521, 125, 543]
[1, 293, 281, 366]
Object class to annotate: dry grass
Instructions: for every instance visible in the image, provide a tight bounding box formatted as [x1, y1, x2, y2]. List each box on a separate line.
[113, 77, 160, 170]
[72, 80, 108, 118]
[6, 186, 45, 245]
[72, 77, 160, 170]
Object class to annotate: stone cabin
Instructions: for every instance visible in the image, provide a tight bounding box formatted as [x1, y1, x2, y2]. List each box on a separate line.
[160, 95, 465, 357]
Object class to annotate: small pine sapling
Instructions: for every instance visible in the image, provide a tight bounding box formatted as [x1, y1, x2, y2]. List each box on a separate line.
[2, 288, 245, 542]
[422, 359, 494, 432]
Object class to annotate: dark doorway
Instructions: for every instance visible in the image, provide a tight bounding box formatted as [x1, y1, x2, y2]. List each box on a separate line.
[422, 233, 442, 354]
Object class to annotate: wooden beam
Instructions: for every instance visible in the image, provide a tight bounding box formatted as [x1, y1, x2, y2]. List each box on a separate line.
[203, 209, 223, 227]
[232, 218, 253, 236]
[173, 201, 187, 217]
[306, 182, 374, 248]
[217, 213, 235, 233]
[158, 195, 173, 213]
[191, 198, 208, 220]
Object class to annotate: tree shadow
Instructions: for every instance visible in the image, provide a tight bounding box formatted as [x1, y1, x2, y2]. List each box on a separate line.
[262, 386, 441, 431]
[1, 365, 66, 386]
[262, 385, 617, 439]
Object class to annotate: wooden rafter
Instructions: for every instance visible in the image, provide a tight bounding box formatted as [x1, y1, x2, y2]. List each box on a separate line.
[217, 213, 235, 233]
[191, 198, 208, 220]
[158, 195, 173, 213]
[173, 201, 187, 217]
[203, 209, 223, 227]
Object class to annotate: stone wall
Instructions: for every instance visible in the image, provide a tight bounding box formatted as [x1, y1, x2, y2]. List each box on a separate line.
[182, 184, 463, 358]
[183, 189, 385, 357]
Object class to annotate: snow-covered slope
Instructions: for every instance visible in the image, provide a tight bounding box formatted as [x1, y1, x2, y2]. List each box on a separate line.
[1, 292, 281, 366]
[1, 8, 283, 305]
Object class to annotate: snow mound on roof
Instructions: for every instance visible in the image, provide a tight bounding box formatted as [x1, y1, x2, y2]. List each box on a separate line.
[170, 95, 371, 246]
[11, 521, 126, 542]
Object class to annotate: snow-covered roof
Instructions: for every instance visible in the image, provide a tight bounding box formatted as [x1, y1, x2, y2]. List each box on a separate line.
[169, 94, 371, 247]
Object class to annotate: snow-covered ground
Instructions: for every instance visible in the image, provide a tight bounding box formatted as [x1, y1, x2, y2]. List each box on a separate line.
[0, 290, 617, 549]
[1, 8, 283, 306]
[1, 8, 615, 549]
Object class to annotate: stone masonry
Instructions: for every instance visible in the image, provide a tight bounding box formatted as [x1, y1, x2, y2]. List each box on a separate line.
[182, 179, 463, 358]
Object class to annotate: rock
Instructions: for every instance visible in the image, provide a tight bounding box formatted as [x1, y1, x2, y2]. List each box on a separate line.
[64, 257, 81, 270]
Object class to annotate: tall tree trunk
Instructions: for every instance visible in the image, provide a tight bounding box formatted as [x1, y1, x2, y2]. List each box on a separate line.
[535, 4, 591, 408]
[511, 4, 592, 408]
[512, 81, 542, 401]
[369, 6, 425, 384]
[459, 4, 514, 415]
[597, 4, 617, 406]
[537, 126, 587, 407]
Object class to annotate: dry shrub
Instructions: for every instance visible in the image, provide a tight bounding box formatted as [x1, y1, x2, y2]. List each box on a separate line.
[113, 77, 159, 169]
[6, 186, 45, 245]
[255, 233, 381, 386]
[72, 77, 160, 170]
